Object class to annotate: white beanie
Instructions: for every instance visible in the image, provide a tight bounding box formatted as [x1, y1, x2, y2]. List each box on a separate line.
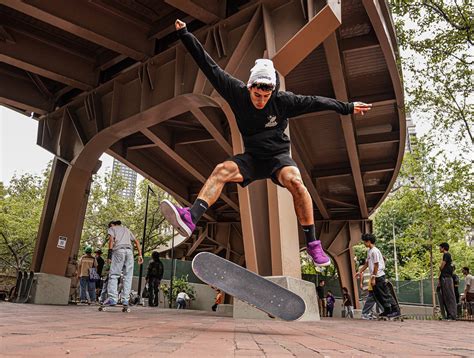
[247, 59, 276, 88]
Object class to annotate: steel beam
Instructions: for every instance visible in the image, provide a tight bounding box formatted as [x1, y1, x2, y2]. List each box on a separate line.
[0, 27, 97, 90]
[0, 0, 153, 60]
[165, 0, 225, 24]
[191, 108, 233, 156]
[357, 131, 400, 146]
[323, 33, 368, 218]
[141, 128, 239, 211]
[0, 67, 51, 114]
[291, 142, 330, 219]
[363, 0, 406, 214]
[272, 0, 341, 76]
[313, 161, 396, 179]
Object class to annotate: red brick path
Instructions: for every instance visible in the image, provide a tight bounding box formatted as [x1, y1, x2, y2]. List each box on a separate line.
[0, 302, 472, 357]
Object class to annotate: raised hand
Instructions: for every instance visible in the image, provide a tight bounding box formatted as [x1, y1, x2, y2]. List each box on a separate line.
[175, 19, 186, 31]
[353, 102, 372, 116]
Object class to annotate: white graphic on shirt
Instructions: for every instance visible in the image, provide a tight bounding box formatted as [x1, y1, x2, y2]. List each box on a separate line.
[265, 115, 278, 128]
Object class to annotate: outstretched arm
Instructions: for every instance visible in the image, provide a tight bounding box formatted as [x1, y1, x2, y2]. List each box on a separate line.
[280, 91, 372, 117]
[133, 238, 144, 264]
[175, 19, 243, 101]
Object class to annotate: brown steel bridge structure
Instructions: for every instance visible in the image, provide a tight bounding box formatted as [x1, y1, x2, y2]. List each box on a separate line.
[0, 0, 405, 305]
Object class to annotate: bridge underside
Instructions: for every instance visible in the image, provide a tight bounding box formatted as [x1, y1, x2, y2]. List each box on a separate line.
[0, 0, 405, 306]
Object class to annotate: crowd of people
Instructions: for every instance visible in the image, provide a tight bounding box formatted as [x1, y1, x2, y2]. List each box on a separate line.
[314, 235, 473, 320]
[74, 220, 473, 320]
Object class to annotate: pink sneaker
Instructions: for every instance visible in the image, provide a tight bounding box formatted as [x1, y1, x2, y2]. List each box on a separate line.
[306, 240, 331, 267]
[160, 199, 196, 237]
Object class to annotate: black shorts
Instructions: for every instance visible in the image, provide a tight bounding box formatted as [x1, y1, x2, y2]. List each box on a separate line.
[229, 152, 297, 187]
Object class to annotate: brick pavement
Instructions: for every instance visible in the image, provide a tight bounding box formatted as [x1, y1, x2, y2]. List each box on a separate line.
[0, 302, 473, 357]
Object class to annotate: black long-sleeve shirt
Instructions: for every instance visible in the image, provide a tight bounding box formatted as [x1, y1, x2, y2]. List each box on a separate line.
[178, 27, 354, 158]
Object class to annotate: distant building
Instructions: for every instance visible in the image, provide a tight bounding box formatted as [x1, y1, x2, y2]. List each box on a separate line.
[405, 114, 417, 153]
[466, 227, 474, 248]
[112, 159, 137, 199]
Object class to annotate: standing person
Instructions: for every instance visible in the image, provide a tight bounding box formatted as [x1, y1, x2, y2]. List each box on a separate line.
[452, 266, 460, 305]
[316, 280, 326, 317]
[438, 242, 457, 320]
[461, 267, 474, 318]
[95, 249, 105, 300]
[212, 289, 224, 312]
[146, 251, 164, 307]
[342, 287, 354, 319]
[176, 291, 190, 309]
[77, 246, 98, 304]
[103, 220, 143, 306]
[326, 290, 335, 317]
[99, 260, 110, 304]
[359, 258, 383, 319]
[356, 234, 399, 318]
[160, 19, 372, 268]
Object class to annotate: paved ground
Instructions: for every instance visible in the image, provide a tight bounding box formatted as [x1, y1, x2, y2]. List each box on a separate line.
[1, 302, 473, 357]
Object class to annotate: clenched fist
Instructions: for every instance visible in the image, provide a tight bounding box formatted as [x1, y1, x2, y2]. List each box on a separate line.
[175, 19, 186, 31]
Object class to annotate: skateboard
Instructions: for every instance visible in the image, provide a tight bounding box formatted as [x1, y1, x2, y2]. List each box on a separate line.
[98, 304, 131, 313]
[377, 281, 404, 321]
[192, 252, 306, 321]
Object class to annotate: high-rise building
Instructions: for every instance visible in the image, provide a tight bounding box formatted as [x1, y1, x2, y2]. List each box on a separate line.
[405, 113, 417, 153]
[112, 158, 137, 199]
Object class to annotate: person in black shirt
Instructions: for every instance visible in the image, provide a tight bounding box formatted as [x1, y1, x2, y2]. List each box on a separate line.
[342, 287, 354, 318]
[438, 242, 457, 320]
[316, 280, 326, 317]
[146, 251, 164, 307]
[94, 249, 105, 300]
[160, 19, 372, 267]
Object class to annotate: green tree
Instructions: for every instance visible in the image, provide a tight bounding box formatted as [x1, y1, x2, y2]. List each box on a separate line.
[389, 0, 473, 147]
[81, 168, 175, 256]
[0, 172, 47, 273]
[373, 136, 473, 287]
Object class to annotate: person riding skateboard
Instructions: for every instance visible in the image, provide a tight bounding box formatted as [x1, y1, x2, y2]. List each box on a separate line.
[160, 19, 372, 267]
[103, 220, 143, 306]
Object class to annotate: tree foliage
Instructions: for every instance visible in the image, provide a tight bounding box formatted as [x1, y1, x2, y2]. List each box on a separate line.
[373, 136, 473, 280]
[81, 168, 175, 257]
[0, 172, 48, 273]
[389, 0, 473, 147]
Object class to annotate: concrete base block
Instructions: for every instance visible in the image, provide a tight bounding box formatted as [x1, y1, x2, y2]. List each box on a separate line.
[31, 273, 70, 305]
[233, 276, 320, 321]
[216, 304, 233, 316]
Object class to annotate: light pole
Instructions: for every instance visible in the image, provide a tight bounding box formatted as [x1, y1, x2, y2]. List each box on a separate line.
[392, 220, 399, 294]
[138, 185, 154, 304]
[169, 228, 175, 308]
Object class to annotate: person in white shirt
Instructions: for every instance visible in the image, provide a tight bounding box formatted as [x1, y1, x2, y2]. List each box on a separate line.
[176, 291, 190, 309]
[356, 234, 399, 318]
[103, 220, 143, 306]
[461, 267, 474, 317]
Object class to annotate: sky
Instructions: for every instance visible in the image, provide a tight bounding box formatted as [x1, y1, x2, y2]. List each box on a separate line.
[0, 106, 114, 185]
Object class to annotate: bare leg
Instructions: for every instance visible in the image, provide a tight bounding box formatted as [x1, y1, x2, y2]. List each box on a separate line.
[197, 161, 243, 206]
[277, 166, 313, 225]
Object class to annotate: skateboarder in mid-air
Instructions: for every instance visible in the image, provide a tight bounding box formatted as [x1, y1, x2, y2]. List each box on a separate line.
[161, 19, 372, 267]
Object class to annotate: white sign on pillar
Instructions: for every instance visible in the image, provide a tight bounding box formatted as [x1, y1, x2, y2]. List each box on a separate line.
[57, 236, 67, 249]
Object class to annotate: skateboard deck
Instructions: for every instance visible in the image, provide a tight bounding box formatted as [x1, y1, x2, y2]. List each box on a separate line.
[98, 304, 131, 313]
[192, 252, 306, 321]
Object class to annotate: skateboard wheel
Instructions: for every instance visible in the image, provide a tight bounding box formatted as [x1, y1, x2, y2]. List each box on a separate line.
[98, 307, 103, 311]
